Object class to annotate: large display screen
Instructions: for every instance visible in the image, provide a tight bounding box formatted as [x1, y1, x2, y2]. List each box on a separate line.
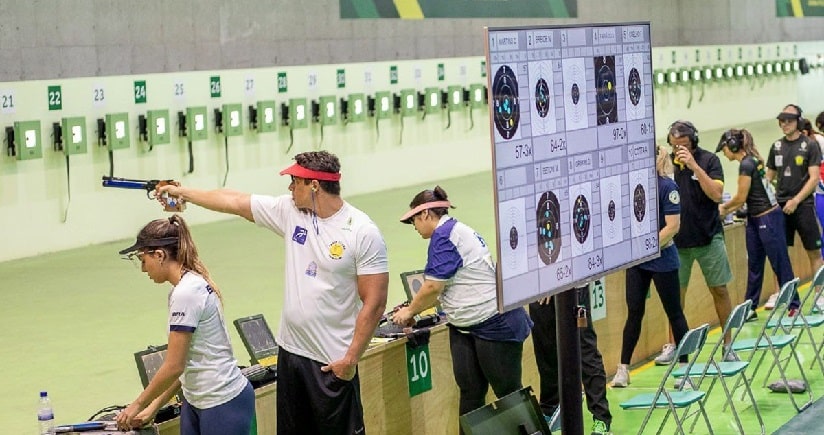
[486, 23, 659, 311]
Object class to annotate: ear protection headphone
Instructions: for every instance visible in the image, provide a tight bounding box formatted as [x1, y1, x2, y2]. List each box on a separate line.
[723, 130, 744, 153]
[667, 120, 699, 148]
[784, 104, 806, 125]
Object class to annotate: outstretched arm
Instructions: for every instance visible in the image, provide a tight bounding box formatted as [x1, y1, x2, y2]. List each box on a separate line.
[156, 185, 253, 222]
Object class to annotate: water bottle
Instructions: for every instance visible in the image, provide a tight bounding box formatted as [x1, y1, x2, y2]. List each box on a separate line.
[721, 192, 734, 224]
[37, 391, 55, 435]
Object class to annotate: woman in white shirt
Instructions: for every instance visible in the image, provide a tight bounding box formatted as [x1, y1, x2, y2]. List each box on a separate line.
[116, 215, 254, 434]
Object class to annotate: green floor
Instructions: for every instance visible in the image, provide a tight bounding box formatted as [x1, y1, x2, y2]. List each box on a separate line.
[0, 117, 818, 434]
[603, 283, 824, 435]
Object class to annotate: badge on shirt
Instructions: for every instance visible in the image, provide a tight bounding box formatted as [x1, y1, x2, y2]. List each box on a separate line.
[668, 190, 680, 205]
[329, 241, 346, 260]
[775, 155, 783, 167]
[292, 226, 308, 245]
[305, 261, 317, 277]
[785, 166, 792, 177]
[795, 155, 804, 166]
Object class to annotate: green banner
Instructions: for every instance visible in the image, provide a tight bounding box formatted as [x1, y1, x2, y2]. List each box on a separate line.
[776, 0, 824, 16]
[341, 0, 577, 18]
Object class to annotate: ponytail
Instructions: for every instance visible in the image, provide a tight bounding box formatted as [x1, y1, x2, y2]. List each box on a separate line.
[167, 215, 223, 304]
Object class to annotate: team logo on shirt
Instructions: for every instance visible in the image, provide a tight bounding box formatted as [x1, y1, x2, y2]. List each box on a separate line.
[305, 261, 317, 277]
[292, 226, 308, 245]
[668, 190, 680, 205]
[774, 141, 782, 151]
[328, 241, 346, 260]
[171, 311, 186, 322]
[795, 155, 804, 166]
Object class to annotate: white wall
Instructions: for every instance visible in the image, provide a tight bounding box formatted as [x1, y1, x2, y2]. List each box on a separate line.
[2, 40, 823, 262]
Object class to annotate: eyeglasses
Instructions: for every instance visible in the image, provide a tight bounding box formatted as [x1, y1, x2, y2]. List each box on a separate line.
[122, 250, 155, 268]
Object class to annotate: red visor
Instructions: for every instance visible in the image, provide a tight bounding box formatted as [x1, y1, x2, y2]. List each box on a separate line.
[279, 163, 341, 181]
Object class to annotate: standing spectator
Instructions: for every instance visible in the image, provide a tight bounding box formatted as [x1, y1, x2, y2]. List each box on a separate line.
[654, 120, 735, 364]
[801, 117, 824, 262]
[763, 105, 823, 309]
[612, 146, 690, 387]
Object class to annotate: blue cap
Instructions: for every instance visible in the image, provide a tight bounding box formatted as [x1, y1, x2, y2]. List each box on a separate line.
[40, 391, 47, 397]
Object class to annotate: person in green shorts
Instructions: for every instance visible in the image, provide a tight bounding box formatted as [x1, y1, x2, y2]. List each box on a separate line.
[656, 120, 738, 365]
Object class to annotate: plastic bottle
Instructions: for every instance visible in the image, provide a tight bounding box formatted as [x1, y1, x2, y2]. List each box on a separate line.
[721, 192, 734, 224]
[37, 391, 55, 435]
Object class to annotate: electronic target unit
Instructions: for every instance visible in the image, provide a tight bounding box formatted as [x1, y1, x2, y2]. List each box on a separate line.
[486, 22, 659, 311]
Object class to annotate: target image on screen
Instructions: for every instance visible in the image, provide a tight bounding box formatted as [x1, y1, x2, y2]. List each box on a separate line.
[493, 65, 521, 140]
[528, 60, 557, 136]
[499, 197, 529, 279]
[629, 168, 652, 237]
[623, 52, 646, 120]
[569, 183, 594, 256]
[487, 23, 659, 310]
[562, 58, 588, 131]
[536, 190, 562, 265]
[594, 56, 618, 125]
[599, 175, 624, 247]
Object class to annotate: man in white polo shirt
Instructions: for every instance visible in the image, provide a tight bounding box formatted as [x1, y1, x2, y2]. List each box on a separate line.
[157, 151, 389, 435]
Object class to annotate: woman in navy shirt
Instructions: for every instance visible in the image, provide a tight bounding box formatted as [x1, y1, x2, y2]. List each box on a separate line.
[612, 147, 689, 387]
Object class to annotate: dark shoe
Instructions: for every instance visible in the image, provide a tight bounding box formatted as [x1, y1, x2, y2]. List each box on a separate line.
[746, 309, 758, 322]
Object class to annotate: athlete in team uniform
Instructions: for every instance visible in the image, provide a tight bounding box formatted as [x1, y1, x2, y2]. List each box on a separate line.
[157, 151, 389, 435]
[718, 128, 796, 311]
[764, 105, 823, 308]
[116, 215, 254, 435]
[392, 186, 533, 424]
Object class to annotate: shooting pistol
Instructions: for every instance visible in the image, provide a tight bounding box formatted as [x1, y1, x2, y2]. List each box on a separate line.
[101, 176, 186, 212]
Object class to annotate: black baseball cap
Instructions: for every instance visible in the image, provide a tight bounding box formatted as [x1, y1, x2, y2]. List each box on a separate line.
[118, 236, 178, 255]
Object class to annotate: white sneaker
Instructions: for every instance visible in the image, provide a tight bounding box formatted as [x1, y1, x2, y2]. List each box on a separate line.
[654, 343, 676, 365]
[765, 292, 778, 310]
[612, 364, 629, 387]
[674, 375, 696, 390]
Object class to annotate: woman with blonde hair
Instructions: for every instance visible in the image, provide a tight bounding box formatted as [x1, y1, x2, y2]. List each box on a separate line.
[116, 215, 254, 434]
[612, 146, 689, 387]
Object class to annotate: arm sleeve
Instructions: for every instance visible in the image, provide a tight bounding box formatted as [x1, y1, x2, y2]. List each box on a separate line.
[739, 157, 756, 178]
[424, 231, 463, 280]
[706, 154, 724, 182]
[661, 180, 681, 216]
[355, 223, 389, 275]
[766, 144, 776, 170]
[250, 194, 290, 237]
[808, 138, 822, 167]
[168, 285, 204, 333]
